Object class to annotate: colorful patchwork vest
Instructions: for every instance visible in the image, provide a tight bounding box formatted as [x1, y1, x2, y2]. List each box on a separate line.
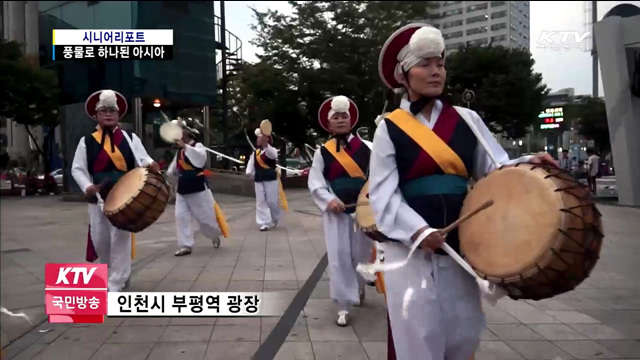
[176, 143, 208, 195]
[385, 104, 477, 254]
[320, 136, 370, 215]
[253, 149, 278, 182]
[85, 127, 136, 203]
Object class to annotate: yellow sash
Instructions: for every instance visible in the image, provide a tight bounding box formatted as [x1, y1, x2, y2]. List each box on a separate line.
[91, 131, 127, 172]
[323, 139, 366, 179]
[131, 234, 136, 259]
[254, 150, 288, 211]
[386, 109, 468, 178]
[178, 150, 209, 176]
[214, 202, 229, 238]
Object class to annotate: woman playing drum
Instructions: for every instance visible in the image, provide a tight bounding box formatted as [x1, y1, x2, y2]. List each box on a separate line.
[72, 89, 160, 292]
[368, 24, 557, 360]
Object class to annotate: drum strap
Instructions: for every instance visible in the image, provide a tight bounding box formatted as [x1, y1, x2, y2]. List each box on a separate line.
[91, 130, 127, 172]
[323, 139, 366, 179]
[386, 109, 468, 178]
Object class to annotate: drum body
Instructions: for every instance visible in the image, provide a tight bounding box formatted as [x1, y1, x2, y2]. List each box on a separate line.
[459, 163, 603, 301]
[355, 181, 393, 242]
[103, 168, 171, 233]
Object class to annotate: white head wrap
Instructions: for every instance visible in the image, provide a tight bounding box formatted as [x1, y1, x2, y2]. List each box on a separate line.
[393, 26, 445, 93]
[327, 95, 351, 120]
[254, 128, 262, 136]
[95, 90, 119, 111]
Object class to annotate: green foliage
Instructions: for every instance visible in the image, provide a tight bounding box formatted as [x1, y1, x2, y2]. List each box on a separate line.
[236, 1, 437, 144]
[565, 97, 610, 153]
[0, 39, 60, 129]
[445, 45, 549, 139]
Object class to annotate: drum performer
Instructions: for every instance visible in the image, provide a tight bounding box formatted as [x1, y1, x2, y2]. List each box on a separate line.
[166, 119, 222, 256]
[72, 89, 160, 292]
[245, 124, 286, 231]
[308, 95, 373, 326]
[368, 24, 557, 359]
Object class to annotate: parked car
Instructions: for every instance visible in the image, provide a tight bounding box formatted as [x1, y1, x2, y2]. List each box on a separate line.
[38, 168, 63, 186]
[285, 159, 310, 178]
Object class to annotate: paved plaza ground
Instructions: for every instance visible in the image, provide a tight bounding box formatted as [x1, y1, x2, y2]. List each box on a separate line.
[1, 190, 639, 359]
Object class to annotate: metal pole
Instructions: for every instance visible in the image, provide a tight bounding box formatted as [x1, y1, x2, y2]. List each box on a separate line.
[591, 0, 598, 98]
[220, 0, 228, 166]
[203, 106, 210, 168]
[134, 97, 143, 142]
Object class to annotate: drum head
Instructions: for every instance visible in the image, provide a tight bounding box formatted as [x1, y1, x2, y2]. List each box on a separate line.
[104, 168, 148, 212]
[160, 122, 182, 143]
[355, 181, 376, 228]
[459, 164, 564, 280]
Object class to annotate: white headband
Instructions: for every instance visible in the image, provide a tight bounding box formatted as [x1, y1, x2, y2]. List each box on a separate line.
[394, 26, 445, 93]
[95, 90, 119, 111]
[327, 95, 351, 120]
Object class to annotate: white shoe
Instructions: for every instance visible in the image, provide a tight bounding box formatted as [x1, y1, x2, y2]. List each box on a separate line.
[260, 225, 269, 231]
[174, 247, 192, 256]
[337, 310, 349, 327]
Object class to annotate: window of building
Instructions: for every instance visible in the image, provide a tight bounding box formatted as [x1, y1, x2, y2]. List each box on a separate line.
[449, 42, 465, 49]
[444, 31, 464, 40]
[467, 38, 489, 47]
[491, 22, 507, 31]
[443, 8, 463, 17]
[443, 1, 463, 6]
[510, 35, 517, 42]
[523, 34, 528, 40]
[467, 3, 488, 12]
[443, 19, 464, 28]
[491, 10, 507, 19]
[491, 34, 507, 42]
[491, 1, 506, 7]
[467, 26, 488, 36]
[467, 15, 488, 24]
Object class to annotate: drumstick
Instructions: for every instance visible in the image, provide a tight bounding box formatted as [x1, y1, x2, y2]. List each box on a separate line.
[344, 201, 370, 209]
[440, 199, 494, 236]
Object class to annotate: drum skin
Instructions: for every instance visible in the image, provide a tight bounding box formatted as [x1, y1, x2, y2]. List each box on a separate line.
[355, 181, 394, 242]
[459, 163, 603, 301]
[103, 168, 171, 233]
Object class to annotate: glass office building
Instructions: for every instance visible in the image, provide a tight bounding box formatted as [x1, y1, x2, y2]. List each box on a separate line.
[38, 1, 218, 192]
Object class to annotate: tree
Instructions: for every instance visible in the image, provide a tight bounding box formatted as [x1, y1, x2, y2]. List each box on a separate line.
[247, 1, 438, 140]
[0, 39, 60, 173]
[565, 97, 610, 153]
[445, 45, 549, 139]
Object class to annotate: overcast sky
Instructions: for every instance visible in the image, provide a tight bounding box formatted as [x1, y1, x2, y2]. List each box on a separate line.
[214, 1, 639, 97]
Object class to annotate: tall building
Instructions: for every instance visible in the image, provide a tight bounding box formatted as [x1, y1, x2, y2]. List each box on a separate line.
[37, 1, 220, 193]
[434, 1, 530, 51]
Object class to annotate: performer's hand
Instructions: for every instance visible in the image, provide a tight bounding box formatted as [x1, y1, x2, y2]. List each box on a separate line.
[327, 199, 345, 213]
[84, 184, 102, 198]
[529, 153, 559, 168]
[412, 226, 445, 254]
[176, 139, 186, 148]
[148, 162, 161, 174]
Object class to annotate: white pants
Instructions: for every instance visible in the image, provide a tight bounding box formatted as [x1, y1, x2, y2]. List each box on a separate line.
[384, 242, 485, 360]
[255, 180, 282, 227]
[323, 212, 372, 310]
[175, 190, 221, 248]
[88, 204, 131, 292]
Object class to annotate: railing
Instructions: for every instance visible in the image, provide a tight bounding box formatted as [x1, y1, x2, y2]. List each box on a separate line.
[214, 14, 243, 81]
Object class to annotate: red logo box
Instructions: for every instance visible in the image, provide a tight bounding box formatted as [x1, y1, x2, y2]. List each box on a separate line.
[44, 263, 108, 324]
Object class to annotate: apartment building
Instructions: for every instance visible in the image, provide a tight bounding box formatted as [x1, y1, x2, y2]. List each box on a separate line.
[433, 1, 530, 51]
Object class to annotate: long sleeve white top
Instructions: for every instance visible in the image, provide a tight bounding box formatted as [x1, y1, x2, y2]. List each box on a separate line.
[166, 141, 208, 178]
[71, 127, 154, 193]
[368, 99, 533, 246]
[245, 144, 278, 176]
[307, 134, 356, 211]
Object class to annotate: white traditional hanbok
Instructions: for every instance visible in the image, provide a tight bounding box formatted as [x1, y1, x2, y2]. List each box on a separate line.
[369, 24, 534, 360]
[72, 89, 155, 292]
[245, 129, 284, 231]
[308, 95, 373, 326]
